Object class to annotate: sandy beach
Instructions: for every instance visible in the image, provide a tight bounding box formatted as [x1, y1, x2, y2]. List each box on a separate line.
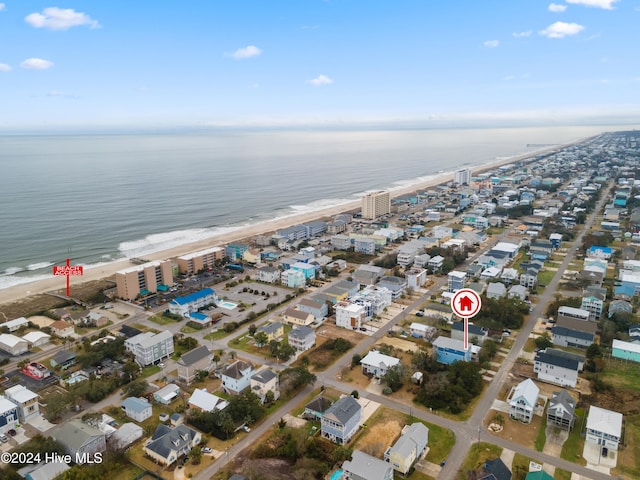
[0, 143, 571, 308]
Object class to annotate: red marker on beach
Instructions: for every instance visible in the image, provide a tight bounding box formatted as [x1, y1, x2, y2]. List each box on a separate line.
[53, 258, 84, 297]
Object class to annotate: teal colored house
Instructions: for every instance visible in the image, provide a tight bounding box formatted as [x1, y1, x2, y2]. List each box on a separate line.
[612, 339, 640, 363]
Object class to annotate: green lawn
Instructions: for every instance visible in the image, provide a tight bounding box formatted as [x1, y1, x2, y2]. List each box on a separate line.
[523, 337, 537, 353]
[560, 407, 586, 466]
[554, 468, 572, 480]
[512, 453, 536, 479]
[140, 365, 161, 378]
[612, 413, 640, 479]
[458, 443, 503, 480]
[204, 329, 232, 341]
[148, 313, 180, 325]
[601, 358, 640, 392]
[535, 414, 547, 451]
[180, 325, 199, 334]
[537, 269, 556, 287]
[422, 421, 455, 465]
[129, 323, 150, 331]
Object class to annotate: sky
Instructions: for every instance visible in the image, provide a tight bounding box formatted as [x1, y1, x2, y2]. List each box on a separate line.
[0, 0, 639, 130]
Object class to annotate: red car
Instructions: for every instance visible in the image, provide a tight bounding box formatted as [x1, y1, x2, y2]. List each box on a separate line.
[7, 429, 17, 436]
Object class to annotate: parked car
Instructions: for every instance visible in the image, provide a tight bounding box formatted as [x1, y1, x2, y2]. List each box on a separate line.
[202, 447, 212, 454]
[7, 429, 17, 436]
[241, 425, 251, 433]
[0, 433, 8, 443]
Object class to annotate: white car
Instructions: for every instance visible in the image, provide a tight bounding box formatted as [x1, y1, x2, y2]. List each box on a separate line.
[241, 425, 251, 433]
[158, 362, 165, 368]
[202, 447, 212, 454]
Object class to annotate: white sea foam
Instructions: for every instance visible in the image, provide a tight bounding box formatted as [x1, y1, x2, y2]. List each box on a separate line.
[26, 261, 55, 271]
[118, 226, 244, 259]
[0, 273, 53, 290]
[3, 267, 24, 275]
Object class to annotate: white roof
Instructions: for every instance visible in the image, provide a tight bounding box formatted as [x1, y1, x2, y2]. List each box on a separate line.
[493, 242, 520, 253]
[587, 405, 623, 437]
[188, 388, 228, 412]
[22, 331, 51, 343]
[410, 322, 429, 332]
[155, 384, 179, 401]
[511, 378, 539, 406]
[128, 330, 173, 349]
[613, 339, 640, 354]
[0, 396, 18, 414]
[621, 273, 640, 284]
[482, 267, 502, 277]
[5, 385, 38, 403]
[117, 260, 167, 274]
[0, 333, 27, 347]
[2, 317, 28, 329]
[177, 246, 223, 260]
[558, 306, 590, 317]
[360, 351, 401, 369]
[432, 336, 469, 351]
[448, 270, 466, 279]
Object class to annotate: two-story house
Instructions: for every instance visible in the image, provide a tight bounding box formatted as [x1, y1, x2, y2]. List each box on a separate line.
[177, 345, 212, 385]
[4, 385, 39, 423]
[256, 322, 284, 343]
[508, 378, 539, 424]
[0, 397, 19, 435]
[321, 395, 362, 444]
[281, 308, 315, 327]
[360, 350, 401, 378]
[53, 419, 107, 464]
[586, 406, 623, 450]
[342, 450, 394, 480]
[384, 423, 429, 475]
[287, 325, 316, 352]
[250, 369, 280, 404]
[547, 390, 576, 431]
[534, 349, 583, 388]
[122, 397, 153, 422]
[124, 330, 174, 367]
[144, 424, 202, 466]
[220, 360, 253, 395]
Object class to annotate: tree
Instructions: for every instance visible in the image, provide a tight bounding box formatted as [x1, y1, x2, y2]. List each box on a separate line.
[351, 354, 361, 368]
[190, 446, 202, 465]
[381, 364, 407, 392]
[351, 390, 359, 399]
[534, 333, 553, 350]
[122, 379, 148, 398]
[248, 324, 257, 336]
[254, 331, 268, 348]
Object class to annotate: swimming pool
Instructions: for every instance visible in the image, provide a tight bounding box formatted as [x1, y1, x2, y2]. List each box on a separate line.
[218, 301, 238, 310]
[330, 469, 343, 480]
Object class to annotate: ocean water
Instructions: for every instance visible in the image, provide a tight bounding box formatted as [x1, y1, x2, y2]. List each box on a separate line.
[0, 125, 623, 289]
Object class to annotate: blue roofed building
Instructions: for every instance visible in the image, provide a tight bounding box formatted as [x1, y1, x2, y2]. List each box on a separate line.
[168, 288, 216, 317]
[122, 397, 152, 422]
[432, 336, 472, 364]
[587, 246, 613, 260]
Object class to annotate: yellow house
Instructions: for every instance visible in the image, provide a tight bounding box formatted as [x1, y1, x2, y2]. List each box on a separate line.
[385, 423, 429, 475]
[281, 308, 314, 326]
[256, 322, 284, 342]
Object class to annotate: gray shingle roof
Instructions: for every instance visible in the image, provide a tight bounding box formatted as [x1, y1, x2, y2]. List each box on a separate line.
[146, 424, 198, 458]
[221, 360, 252, 380]
[323, 395, 361, 425]
[177, 345, 210, 366]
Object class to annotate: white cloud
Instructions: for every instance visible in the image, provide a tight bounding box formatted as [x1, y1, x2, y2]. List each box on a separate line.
[228, 45, 262, 59]
[308, 74, 333, 86]
[25, 7, 99, 30]
[0, 4, 5, 12]
[512, 30, 532, 38]
[0, 63, 11, 71]
[539, 21, 585, 38]
[548, 3, 568, 12]
[20, 58, 54, 70]
[566, 0, 618, 9]
[484, 40, 499, 48]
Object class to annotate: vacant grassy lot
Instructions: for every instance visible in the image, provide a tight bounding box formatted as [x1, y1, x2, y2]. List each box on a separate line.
[612, 414, 640, 480]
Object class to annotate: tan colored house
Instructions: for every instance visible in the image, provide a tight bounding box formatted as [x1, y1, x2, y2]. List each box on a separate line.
[281, 308, 314, 326]
[177, 345, 212, 385]
[242, 249, 261, 265]
[250, 368, 280, 404]
[256, 322, 284, 343]
[49, 320, 75, 338]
